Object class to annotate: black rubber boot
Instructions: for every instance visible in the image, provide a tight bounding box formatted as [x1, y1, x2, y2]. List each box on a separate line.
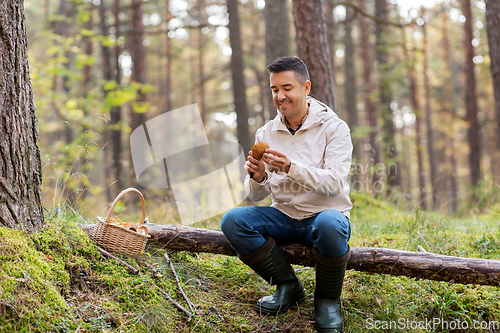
[239, 238, 307, 316]
[314, 247, 350, 333]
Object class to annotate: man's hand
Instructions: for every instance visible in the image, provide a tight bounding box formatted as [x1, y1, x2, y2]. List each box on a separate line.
[262, 149, 291, 173]
[245, 150, 267, 182]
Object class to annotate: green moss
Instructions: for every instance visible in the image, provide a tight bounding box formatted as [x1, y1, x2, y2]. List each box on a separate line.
[0, 227, 72, 332]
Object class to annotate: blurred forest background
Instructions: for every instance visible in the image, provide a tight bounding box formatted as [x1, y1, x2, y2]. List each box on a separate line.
[24, 0, 500, 223]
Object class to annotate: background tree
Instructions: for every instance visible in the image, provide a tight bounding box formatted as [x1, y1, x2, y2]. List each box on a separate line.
[344, 6, 359, 168]
[292, 0, 336, 110]
[227, 0, 251, 154]
[0, 0, 44, 231]
[485, 0, 500, 161]
[375, 0, 401, 193]
[462, 0, 481, 191]
[264, 0, 290, 120]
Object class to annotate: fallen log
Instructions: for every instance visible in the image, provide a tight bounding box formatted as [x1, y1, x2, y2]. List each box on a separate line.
[82, 224, 500, 287]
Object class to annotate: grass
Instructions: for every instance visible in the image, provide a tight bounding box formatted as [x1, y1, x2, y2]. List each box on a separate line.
[1, 193, 500, 332]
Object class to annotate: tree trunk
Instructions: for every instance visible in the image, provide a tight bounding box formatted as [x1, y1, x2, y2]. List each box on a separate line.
[344, 6, 359, 169]
[292, 0, 336, 110]
[359, 0, 380, 170]
[0, 0, 44, 231]
[165, 0, 172, 112]
[198, 27, 206, 125]
[100, 0, 117, 202]
[324, 0, 336, 81]
[110, 0, 123, 200]
[421, 13, 438, 210]
[129, 0, 146, 190]
[82, 224, 500, 287]
[264, 0, 290, 121]
[440, 6, 458, 213]
[485, 0, 500, 169]
[404, 27, 426, 210]
[227, 0, 252, 155]
[375, 0, 401, 192]
[462, 0, 481, 190]
[83, 2, 94, 94]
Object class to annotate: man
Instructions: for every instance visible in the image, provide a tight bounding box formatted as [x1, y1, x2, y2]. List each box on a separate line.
[221, 56, 352, 333]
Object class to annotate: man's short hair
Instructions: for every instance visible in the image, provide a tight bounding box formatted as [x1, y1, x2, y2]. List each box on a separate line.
[267, 56, 310, 84]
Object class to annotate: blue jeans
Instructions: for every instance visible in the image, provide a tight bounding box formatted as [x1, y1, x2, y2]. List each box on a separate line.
[220, 206, 351, 258]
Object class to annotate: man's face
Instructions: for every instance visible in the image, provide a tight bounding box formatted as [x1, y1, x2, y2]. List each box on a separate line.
[270, 71, 311, 121]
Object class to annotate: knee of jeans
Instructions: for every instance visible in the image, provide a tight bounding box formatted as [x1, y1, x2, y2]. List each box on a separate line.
[220, 207, 242, 235]
[314, 211, 350, 240]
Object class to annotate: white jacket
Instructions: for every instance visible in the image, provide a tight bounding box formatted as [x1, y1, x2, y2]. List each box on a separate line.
[244, 97, 353, 219]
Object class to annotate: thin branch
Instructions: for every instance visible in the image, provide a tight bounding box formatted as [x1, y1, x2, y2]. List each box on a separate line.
[164, 253, 195, 313]
[97, 247, 139, 274]
[337, 1, 406, 28]
[153, 282, 194, 318]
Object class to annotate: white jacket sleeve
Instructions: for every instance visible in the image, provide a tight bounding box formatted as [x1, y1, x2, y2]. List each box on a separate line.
[244, 170, 271, 201]
[286, 121, 352, 198]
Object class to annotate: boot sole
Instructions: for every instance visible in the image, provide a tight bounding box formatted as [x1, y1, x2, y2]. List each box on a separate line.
[255, 290, 307, 316]
[315, 328, 343, 333]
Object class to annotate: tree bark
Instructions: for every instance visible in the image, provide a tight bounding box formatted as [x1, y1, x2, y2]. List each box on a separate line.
[83, 2, 94, 94]
[462, 0, 481, 189]
[324, 0, 336, 81]
[227, 0, 252, 155]
[344, 6, 359, 169]
[485, 0, 500, 167]
[403, 26, 426, 210]
[421, 13, 438, 210]
[198, 27, 206, 125]
[359, 0, 380, 170]
[165, 0, 172, 112]
[292, 0, 336, 110]
[264, 0, 290, 121]
[375, 0, 401, 192]
[110, 0, 123, 200]
[440, 6, 458, 213]
[0, 0, 44, 231]
[82, 224, 500, 287]
[129, 0, 146, 191]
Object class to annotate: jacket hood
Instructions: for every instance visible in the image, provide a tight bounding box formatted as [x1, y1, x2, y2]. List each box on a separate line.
[272, 96, 337, 132]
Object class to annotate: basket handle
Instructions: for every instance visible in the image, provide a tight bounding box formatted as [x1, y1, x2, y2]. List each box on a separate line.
[105, 188, 146, 226]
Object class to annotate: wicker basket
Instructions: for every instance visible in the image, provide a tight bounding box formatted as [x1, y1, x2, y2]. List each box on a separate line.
[91, 188, 150, 255]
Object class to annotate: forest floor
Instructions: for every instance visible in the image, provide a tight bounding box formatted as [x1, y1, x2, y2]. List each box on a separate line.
[1, 193, 500, 332]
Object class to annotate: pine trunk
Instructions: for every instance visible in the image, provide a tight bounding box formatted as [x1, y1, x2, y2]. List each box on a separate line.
[0, 0, 44, 231]
[359, 0, 380, 168]
[292, 0, 336, 110]
[264, 0, 290, 120]
[375, 0, 401, 191]
[462, 0, 481, 189]
[440, 7, 458, 213]
[485, 0, 500, 173]
[110, 0, 123, 199]
[344, 6, 359, 169]
[404, 27, 426, 210]
[165, 0, 172, 112]
[421, 15, 439, 210]
[324, 0, 336, 80]
[227, 0, 252, 154]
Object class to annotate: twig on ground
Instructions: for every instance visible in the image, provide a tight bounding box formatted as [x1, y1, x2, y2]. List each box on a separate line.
[164, 253, 196, 313]
[0, 301, 20, 318]
[153, 282, 193, 319]
[97, 247, 139, 274]
[136, 259, 195, 319]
